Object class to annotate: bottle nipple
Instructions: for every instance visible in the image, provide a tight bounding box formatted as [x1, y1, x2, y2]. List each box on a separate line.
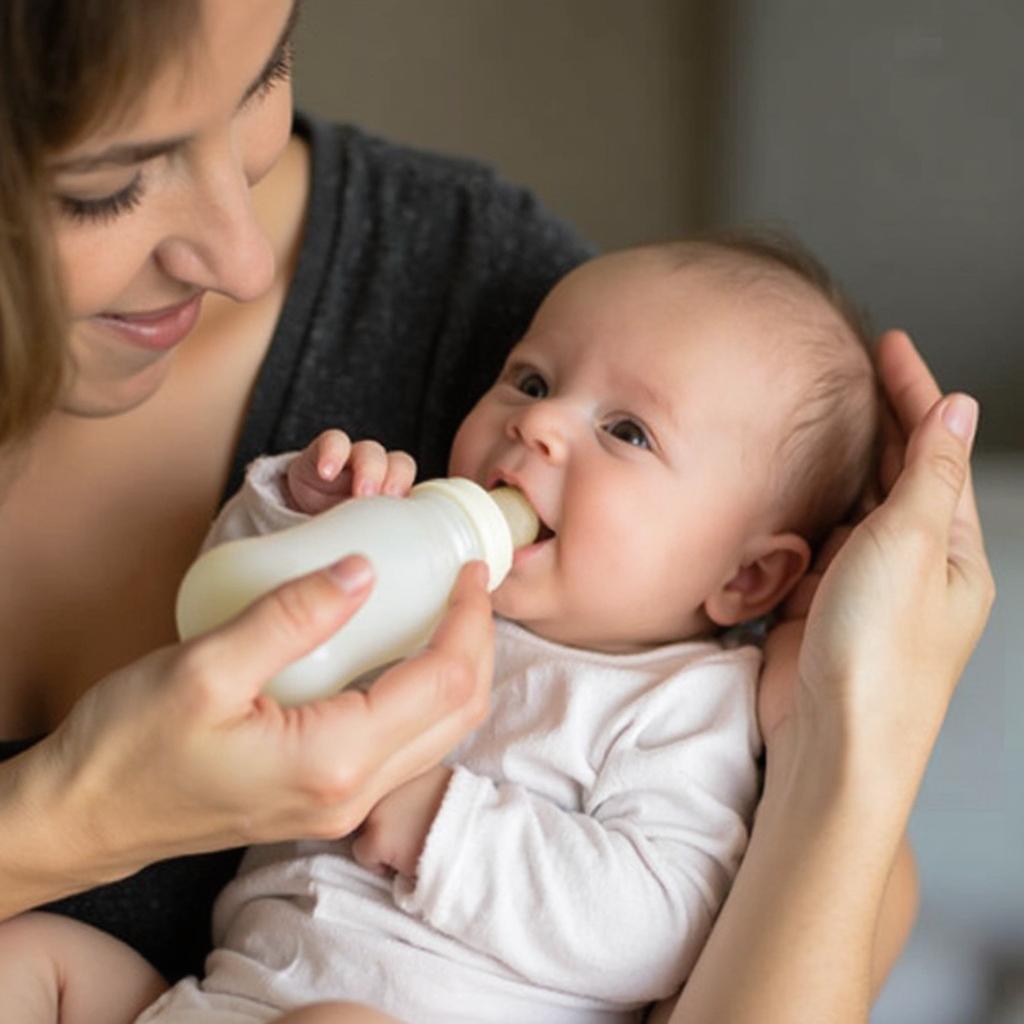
[489, 486, 540, 548]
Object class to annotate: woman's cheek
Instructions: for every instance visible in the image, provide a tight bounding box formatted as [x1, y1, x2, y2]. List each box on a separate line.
[240, 85, 294, 188]
[56, 216, 155, 320]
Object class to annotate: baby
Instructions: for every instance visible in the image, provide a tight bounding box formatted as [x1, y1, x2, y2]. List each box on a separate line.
[10, 233, 879, 1024]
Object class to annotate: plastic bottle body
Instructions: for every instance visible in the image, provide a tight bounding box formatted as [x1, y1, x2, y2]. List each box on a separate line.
[176, 479, 527, 705]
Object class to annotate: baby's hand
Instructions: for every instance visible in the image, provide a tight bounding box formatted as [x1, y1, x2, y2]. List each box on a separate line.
[285, 430, 417, 514]
[351, 764, 453, 879]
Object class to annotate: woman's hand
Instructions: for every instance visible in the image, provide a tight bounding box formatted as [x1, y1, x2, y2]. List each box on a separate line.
[11, 558, 491, 901]
[759, 329, 994, 790]
[663, 331, 994, 1024]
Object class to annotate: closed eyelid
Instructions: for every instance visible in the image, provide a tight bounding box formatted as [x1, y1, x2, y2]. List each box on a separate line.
[52, 2, 301, 176]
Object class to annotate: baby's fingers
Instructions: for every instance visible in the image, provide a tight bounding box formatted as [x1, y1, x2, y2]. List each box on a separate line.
[308, 430, 353, 483]
[349, 441, 390, 496]
[349, 442, 416, 497]
[286, 431, 354, 513]
[382, 451, 417, 496]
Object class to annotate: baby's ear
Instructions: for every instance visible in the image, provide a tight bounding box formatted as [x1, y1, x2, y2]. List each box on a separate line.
[704, 533, 811, 628]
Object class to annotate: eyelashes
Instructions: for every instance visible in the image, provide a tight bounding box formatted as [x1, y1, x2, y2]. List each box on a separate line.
[58, 173, 145, 225]
[56, 42, 294, 226]
[505, 363, 655, 452]
[246, 42, 295, 106]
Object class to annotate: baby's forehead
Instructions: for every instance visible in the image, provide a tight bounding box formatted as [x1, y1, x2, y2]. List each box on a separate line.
[563, 251, 830, 378]
[528, 242, 869, 412]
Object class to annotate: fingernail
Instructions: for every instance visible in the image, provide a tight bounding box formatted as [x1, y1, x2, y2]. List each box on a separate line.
[941, 394, 979, 444]
[327, 556, 373, 593]
[319, 460, 338, 480]
[467, 560, 490, 588]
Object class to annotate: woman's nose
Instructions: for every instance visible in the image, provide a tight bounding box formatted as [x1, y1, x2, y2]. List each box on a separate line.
[153, 149, 275, 304]
[507, 401, 570, 463]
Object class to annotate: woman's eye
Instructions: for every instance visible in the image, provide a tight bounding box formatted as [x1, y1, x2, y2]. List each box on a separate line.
[605, 418, 650, 449]
[244, 42, 295, 107]
[58, 174, 145, 225]
[516, 372, 549, 399]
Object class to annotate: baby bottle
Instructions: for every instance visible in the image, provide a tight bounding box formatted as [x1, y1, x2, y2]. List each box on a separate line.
[175, 479, 538, 706]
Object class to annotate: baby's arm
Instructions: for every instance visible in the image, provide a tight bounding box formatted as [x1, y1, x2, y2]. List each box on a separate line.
[0, 912, 165, 1024]
[352, 764, 453, 878]
[203, 433, 416, 550]
[361, 658, 761, 1008]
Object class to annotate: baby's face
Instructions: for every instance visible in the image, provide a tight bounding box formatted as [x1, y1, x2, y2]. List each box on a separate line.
[449, 251, 793, 651]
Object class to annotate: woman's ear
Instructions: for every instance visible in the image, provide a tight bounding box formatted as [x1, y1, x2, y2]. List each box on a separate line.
[704, 533, 812, 627]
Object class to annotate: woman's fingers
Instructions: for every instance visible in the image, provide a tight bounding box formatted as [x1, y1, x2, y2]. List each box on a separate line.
[876, 329, 986, 576]
[876, 402, 905, 497]
[190, 555, 375, 708]
[876, 330, 942, 436]
[365, 562, 491, 739]
[315, 562, 493, 814]
[885, 394, 976, 536]
[873, 392, 993, 640]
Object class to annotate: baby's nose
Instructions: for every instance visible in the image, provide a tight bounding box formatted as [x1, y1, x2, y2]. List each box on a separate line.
[508, 402, 570, 463]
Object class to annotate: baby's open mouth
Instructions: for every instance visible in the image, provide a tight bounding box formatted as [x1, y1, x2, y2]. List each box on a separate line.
[536, 521, 556, 542]
[489, 475, 555, 543]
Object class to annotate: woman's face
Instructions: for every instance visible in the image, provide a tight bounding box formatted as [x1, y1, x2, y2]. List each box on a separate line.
[49, 0, 299, 417]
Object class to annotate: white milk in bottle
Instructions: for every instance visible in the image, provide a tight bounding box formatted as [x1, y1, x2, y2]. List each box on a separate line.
[175, 479, 538, 705]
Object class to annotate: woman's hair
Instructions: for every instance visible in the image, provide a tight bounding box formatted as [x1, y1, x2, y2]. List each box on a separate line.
[0, 0, 199, 447]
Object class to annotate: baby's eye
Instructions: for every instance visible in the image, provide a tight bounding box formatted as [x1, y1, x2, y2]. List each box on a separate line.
[516, 371, 549, 399]
[604, 418, 650, 449]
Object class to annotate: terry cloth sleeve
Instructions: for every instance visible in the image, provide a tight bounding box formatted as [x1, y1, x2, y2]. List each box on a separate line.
[201, 453, 308, 552]
[394, 650, 762, 1006]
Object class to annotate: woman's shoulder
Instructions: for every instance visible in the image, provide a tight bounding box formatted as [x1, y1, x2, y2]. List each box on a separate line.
[294, 111, 594, 263]
[299, 112, 526, 195]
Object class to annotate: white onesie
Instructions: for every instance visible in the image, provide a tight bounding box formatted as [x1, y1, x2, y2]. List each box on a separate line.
[138, 456, 763, 1024]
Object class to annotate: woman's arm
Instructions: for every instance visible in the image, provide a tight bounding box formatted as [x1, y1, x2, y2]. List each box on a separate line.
[647, 832, 917, 1024]
[655, 331, 993, 1023]
[872, 833, 918, 994]
[0, 557, 493, 919]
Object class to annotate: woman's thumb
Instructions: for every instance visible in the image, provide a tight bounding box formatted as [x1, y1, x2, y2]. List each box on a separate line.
[888, 393, 979, 538]
[193, 555, 375, 701]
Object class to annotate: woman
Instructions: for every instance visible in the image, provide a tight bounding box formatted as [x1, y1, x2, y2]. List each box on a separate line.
[0, 1, 993, 1021]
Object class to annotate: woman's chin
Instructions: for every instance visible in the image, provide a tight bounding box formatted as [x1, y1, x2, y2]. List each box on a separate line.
[58, 357, 173, 419]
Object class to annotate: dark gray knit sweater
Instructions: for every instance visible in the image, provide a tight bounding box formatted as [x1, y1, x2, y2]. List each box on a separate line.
[0, 112, 593, 982]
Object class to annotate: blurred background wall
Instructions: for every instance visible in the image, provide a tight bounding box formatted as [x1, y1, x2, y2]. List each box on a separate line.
[293, 2, 1023, 1020]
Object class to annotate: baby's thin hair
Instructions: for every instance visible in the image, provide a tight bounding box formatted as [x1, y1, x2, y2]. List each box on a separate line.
[664, 227, 880, 547]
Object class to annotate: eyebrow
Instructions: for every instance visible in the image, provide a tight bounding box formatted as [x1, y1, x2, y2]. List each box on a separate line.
[618, 371, 682, 435]
[53, 0, 300, 174]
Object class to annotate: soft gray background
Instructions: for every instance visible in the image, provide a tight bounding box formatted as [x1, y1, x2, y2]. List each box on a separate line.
[293, 2, 1023, 1020]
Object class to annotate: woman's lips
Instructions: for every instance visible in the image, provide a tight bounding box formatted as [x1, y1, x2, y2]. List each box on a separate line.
[91, 292, 205, 352]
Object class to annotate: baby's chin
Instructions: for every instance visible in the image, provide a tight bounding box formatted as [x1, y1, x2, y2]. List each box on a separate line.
[491, 592, 718, 653]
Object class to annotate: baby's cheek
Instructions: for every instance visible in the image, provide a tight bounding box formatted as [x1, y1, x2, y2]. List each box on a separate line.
[448, 398, 502, 478]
